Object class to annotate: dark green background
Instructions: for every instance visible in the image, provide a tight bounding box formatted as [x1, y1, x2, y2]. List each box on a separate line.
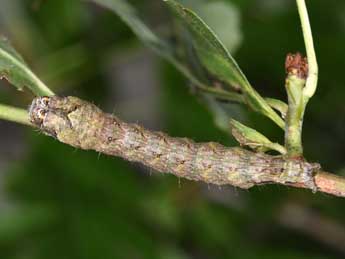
[0, 0, 344, 258]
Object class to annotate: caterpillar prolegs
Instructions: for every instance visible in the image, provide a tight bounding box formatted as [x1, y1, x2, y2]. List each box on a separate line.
[29, 96, 320, 190]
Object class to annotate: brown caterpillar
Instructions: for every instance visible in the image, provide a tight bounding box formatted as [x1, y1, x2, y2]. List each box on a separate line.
[29, 96, 320, 190]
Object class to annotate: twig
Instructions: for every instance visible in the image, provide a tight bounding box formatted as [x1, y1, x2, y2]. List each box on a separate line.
[0, 96, 339, 198]
[284, 56, 306, 157]
[279, 171, 345, 197]
[314, 171, 345, 197]
[284, 1, 318, 157]
[0, 104, 344, 197]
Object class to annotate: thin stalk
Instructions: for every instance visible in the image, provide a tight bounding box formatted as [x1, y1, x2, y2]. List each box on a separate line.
[296, 0, 318, 99]
[0, 104, 31, 126]
[198, 86, 288, 118]
[197, 85, 245, 103]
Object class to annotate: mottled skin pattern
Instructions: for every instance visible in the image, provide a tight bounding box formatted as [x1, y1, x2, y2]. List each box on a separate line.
[29, 96, 320, 190]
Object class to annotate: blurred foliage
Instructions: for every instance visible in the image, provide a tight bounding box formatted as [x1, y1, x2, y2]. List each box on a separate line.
[0, 0, 345, 258]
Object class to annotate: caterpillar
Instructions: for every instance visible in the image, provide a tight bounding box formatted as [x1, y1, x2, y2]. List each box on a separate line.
[29, 96, 320, 190]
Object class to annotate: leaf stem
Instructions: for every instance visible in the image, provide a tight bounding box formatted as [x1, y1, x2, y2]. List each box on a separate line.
[197, 85, 289, 119]
[0, 104, 31, 126]
[296, 0, 318, 99]
[196, 85, 244, 103]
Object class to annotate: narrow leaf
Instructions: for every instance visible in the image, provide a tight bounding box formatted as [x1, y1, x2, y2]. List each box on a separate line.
[164, 0, 284, 129]
[0, 36, 53, 96]
[230, 119, 286, 154]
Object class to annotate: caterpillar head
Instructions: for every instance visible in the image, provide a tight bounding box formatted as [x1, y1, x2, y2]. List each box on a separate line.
[29, 96, 73, 138]
[29, 96, 83, 127]
[29, 96, 51, 126]
[28, 96, 95, 146]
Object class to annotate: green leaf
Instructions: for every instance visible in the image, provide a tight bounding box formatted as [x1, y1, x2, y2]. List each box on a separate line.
[0, 36, 54, 96]
[230, 119, 286, 154]
[164, 0, 284, 129]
